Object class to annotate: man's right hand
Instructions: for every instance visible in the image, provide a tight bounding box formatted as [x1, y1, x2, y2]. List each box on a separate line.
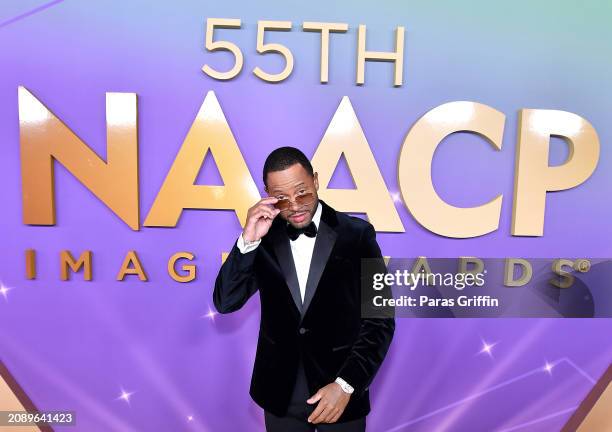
[242, 197, 281, 242]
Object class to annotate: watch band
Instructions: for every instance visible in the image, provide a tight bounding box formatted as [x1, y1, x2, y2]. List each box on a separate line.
[335, 377, 354, 394]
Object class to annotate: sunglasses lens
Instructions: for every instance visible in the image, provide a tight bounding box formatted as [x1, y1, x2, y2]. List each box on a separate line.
[274, 199, 291, 211]
[295, 193, 314, 206]
[272, 193, 314, 212]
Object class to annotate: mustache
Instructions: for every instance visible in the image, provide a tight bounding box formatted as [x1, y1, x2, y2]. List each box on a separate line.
[287, 209, 308, 217]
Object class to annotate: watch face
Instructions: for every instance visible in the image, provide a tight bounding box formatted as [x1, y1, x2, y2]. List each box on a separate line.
[340, 383, 353, 393]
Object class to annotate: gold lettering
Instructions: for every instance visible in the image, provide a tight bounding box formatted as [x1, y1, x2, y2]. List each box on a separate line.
[117, 250, 148, 281]
[168, 252, 196, 283]
[356, 25, 405, 86]
[60, 250, 93, 281]
[19, 87, 139, 229]
[512, 110, 600, 236]
[303, 22, 349, 83]
[311, 97, 404, 232]
[399, 102, 504, 238]
[144, 91, 260, 227]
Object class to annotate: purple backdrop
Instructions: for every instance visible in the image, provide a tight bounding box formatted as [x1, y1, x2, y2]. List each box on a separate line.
[1, 1, 611, 431]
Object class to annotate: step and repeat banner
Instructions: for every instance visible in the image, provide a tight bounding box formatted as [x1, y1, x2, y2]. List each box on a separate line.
[1, 1, 611, 431]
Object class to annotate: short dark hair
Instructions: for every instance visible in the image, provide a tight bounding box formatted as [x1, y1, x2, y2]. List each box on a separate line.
[263, 146, 314, 186]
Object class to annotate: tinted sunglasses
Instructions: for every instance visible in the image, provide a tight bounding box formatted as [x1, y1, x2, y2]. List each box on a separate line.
[273, 192, 315, 213]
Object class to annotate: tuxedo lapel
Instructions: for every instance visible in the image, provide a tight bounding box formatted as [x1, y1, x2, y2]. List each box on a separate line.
[270, 224, 303, 314]
[301, 203, 338, 319]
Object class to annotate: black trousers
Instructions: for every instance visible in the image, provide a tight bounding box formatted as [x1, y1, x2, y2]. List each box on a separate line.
[264, 360, 366, 432]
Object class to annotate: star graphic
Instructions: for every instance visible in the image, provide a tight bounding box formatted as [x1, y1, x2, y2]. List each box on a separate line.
[0, 282, 13, 301]
[544, 361, 554, 375]
[478, 339, 498, 357]
[201, 306, 218, 322]
[116, 388, 135, 405]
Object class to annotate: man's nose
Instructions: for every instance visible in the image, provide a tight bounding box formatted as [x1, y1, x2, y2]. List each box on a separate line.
[289, 199, 300, 211]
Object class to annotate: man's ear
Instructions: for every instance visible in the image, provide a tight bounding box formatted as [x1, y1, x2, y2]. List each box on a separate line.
[313, 172, 319, 190]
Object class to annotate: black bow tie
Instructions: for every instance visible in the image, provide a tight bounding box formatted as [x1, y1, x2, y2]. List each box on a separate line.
[286, 221, 317, 241]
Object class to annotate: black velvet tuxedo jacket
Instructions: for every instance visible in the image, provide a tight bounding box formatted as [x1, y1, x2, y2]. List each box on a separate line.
[213, 200, 395, 421]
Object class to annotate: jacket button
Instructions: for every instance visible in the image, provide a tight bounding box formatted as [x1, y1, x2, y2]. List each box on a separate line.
[299, 327, 307, 335]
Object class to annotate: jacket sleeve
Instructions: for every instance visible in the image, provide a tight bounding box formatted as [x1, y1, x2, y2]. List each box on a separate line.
[336, 223, 395, 396]
[213, 239, 260, 314]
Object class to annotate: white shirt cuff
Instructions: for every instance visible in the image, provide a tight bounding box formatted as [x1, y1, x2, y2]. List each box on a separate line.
[236, 233, 261, 254]
[335, 377, 354, 394]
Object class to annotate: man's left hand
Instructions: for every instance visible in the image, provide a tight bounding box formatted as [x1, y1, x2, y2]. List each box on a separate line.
[306, 382, 351, 424]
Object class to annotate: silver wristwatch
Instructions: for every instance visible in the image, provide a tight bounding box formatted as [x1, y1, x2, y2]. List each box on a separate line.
[335, 377, 354, 394]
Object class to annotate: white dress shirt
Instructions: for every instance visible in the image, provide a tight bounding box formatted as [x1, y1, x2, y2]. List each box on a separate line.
[235, 201, 354, 394]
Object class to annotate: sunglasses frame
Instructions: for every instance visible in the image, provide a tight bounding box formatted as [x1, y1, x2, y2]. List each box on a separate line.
[272, 191, 316, 213]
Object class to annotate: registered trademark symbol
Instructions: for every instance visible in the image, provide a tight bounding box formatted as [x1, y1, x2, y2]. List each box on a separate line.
[574, 259, 591, 273]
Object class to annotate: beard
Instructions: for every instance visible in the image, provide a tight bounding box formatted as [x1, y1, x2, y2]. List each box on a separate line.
[283, 198, 318, 228]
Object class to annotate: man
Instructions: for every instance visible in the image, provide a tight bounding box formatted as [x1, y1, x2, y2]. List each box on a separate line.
[214, 147, 395, 431]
